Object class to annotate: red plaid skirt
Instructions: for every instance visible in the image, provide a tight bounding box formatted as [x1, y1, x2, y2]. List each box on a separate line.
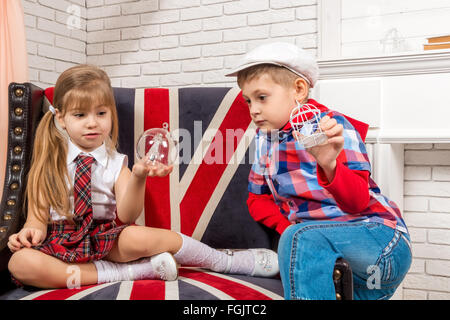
[34, 218, 127, 264]
[10, 218, 127, 288]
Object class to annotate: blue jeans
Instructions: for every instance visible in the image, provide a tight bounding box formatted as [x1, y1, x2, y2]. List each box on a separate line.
[278, 221, 412, 300]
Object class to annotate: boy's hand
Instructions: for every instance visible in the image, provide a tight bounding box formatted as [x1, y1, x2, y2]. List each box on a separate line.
[7, 228, 45, 252]
[132, 156, 173, 178]
[294, 115, 344, 180]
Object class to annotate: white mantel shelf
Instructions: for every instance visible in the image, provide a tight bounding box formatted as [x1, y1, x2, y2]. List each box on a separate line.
[366, 129, 450, 144]
[318, 50, 450, 79]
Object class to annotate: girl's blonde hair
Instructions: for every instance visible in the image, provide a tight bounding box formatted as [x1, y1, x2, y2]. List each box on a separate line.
[26, 64, 119, 223]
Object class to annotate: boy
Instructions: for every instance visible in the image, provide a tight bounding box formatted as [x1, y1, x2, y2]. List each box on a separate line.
[226, 42, 411, 300]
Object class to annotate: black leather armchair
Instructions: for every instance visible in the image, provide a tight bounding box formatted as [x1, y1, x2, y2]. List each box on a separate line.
[1, 84, 44, 292]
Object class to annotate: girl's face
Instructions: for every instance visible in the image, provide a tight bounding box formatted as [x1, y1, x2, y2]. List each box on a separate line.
[56, 102, 113, 152]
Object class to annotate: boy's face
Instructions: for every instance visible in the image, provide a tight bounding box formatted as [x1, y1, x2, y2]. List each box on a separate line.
[241, 73, 297, 132]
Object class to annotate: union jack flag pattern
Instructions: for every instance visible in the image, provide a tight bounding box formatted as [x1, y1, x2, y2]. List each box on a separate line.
[114, 87, 274, 249]
[3, 267, 283, 300]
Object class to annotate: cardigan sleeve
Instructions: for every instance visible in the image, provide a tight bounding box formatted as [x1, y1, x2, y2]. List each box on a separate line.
[317, 160, 370, 214]
[247, 192, 292, 234]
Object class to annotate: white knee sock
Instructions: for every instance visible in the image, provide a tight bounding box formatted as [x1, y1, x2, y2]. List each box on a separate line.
[173, 233, 255, 275]
[93, 234, 257, 283]
[94, 257, 157, 284]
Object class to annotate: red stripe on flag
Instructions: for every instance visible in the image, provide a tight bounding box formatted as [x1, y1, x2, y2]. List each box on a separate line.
[179, 268, 272, 300]
[180, 92, 251, 236]
[144, 88, 171, 229]
[33, 284, 98, 300]
[129, 280, 166, 300]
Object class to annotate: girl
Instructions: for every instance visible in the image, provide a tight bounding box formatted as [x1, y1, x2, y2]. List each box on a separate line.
[7, 64, 278, 289]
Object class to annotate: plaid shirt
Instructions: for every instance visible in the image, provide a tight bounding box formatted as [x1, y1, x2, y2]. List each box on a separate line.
[248, 100, 408, 234]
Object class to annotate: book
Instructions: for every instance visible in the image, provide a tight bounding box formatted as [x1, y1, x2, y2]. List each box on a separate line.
[424, 42, 450, 50]
[427, 35, 450, 44]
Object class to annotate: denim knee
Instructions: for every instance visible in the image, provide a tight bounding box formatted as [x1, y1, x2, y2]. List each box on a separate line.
[278, 224, 297, 254]
[278, 223, 341, 300]
[372, 230, 412, 288]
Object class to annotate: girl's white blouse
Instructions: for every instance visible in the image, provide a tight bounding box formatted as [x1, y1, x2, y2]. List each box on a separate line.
[49, 140, 128, 222]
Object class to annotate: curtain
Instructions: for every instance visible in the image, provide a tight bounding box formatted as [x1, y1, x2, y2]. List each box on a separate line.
[0, 0, 29, 201]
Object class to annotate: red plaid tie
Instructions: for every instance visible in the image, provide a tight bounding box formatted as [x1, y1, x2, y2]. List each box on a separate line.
[73, 155, 96, 220]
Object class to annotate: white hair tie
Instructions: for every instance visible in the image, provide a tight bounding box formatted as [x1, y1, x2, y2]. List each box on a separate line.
[48, 105, 56, 115]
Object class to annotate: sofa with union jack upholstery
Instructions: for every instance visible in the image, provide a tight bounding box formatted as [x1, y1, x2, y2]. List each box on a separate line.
[0, 82, 353, 300]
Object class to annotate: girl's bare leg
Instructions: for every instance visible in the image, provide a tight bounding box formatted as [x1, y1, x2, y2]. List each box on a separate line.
[8, 248, 97, 289]
[105, 225, 182, 263]
[7, 226, 182, 288]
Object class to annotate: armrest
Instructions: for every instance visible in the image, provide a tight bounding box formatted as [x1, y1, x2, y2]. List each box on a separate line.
[0, 82, 44, 271]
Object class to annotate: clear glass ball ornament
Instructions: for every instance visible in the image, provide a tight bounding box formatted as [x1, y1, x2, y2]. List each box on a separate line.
[135, 128, 178, 166]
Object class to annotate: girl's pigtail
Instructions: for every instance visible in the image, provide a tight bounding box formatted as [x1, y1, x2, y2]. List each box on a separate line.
[26, 110, 70, 224]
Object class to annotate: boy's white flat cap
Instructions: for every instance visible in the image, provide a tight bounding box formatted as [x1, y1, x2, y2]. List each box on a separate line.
[225, 42, 319, 87]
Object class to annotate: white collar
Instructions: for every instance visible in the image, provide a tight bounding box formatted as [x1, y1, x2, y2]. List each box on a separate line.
[67, 139, 108, 167]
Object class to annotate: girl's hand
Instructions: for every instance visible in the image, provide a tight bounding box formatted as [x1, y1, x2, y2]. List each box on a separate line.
[132, 156, 173, 178]
[294, 115, 344, 180]
[7, 228, 45, 252]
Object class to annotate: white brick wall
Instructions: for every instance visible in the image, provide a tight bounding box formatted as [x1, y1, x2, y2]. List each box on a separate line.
[24, 0, 318, 87]
[23, 0, 87, 87]
[403, 143, 450, 300]
[84, 0, 318, 88]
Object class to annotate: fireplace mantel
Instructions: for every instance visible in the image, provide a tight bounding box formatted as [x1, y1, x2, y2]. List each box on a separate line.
[316, 0, 449, 299]
[312, 50, 450, 221]
[314, 51, 450, 144]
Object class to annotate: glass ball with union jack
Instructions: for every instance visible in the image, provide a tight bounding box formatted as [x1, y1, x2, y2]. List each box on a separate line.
[136, 127, 178, 167]
[289, 101, 328, 148]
